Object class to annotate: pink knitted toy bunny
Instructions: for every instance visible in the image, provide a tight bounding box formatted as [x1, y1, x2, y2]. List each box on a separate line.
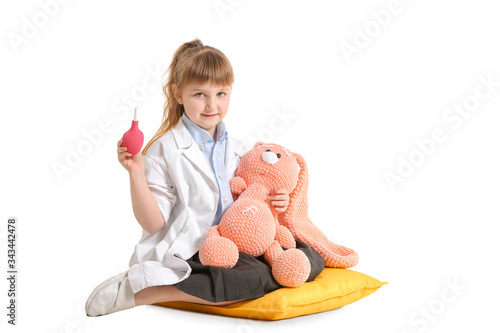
[199, 143, 359, 288]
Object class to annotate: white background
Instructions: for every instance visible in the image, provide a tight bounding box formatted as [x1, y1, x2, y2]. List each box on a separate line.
[1, 0, 499, 332]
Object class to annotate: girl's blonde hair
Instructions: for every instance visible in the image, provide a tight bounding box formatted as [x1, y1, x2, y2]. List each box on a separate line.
[142, 38, 234, 155]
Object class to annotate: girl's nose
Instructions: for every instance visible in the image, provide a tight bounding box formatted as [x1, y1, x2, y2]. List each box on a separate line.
[205, 96, 216, 110]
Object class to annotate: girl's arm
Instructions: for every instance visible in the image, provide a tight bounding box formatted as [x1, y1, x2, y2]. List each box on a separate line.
[129, 167, 165, 234]
[118, 139, 165, 234]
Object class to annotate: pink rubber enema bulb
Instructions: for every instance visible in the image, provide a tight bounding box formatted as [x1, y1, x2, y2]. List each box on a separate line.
[121, 107, 144, 156]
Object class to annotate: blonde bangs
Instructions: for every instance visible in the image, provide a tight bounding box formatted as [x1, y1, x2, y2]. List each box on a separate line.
[177, 48, 234, 88]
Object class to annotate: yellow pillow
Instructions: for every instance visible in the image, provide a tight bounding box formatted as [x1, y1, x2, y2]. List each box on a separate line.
[155, 268, 387, 320]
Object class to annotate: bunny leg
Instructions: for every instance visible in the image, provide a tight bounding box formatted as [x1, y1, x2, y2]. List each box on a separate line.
[199, 226, 239, 269]
[275, 224, 296, 249]
[263, 240, 283, 266]
[264, 241, 310, 288]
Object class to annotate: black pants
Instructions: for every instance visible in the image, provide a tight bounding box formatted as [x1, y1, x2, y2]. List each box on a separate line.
[173, 241, 325, 303]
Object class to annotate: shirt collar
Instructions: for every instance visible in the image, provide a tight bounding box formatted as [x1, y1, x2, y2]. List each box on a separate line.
[181, 113, 228, 147]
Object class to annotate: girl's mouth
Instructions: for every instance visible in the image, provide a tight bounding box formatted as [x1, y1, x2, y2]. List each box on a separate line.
[202, 114, 218, 118]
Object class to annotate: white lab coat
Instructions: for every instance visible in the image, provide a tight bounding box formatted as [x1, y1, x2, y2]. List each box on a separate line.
[127, 119, 249, 294]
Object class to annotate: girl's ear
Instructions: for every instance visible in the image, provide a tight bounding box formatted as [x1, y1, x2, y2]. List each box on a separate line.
[172, 84, 183, 104]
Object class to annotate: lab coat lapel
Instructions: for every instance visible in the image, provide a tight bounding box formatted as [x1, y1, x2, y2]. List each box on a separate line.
[225, 137, 249, 177]
[171, 120, 217, 188]
[183, 145, 217, 187]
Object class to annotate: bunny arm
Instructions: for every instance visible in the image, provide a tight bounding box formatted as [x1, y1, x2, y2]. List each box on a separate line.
[229, 176, 247, 201]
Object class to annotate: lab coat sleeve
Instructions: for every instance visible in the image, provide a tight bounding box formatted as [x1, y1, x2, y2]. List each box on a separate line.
[143, 155, 176, 225]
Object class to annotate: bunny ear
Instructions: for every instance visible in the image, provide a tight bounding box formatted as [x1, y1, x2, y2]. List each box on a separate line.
[278, 152, 359, 268]
[279, 152, 309, 228]
[253, 141, 265, 148]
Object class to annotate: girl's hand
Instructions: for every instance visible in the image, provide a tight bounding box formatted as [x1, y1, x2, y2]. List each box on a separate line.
[117, 138, 143, 173]
[269, 188, 290, 214]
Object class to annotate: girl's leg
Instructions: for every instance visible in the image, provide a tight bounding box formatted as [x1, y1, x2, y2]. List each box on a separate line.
[134, 285, 244, 306]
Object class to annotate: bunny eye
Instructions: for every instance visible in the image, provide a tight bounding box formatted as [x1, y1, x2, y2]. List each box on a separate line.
[276, 153, 281, 158]
[266, 149, 271, 152]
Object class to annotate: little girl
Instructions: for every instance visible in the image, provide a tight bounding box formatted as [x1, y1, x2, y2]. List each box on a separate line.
[85, 39, 325, 317]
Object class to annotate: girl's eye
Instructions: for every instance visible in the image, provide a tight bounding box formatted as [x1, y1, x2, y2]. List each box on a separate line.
[195, 92, 204, 97]
[217, 92, 226, 97]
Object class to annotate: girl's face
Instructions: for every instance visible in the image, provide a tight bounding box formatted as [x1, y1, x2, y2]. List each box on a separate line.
[173, 81, 232, 139]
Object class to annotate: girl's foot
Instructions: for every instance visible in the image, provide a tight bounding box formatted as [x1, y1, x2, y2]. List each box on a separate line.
[85, 271, 135, 316]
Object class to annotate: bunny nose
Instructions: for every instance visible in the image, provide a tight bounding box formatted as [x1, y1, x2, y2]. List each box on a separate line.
[262, 151, 278, 165]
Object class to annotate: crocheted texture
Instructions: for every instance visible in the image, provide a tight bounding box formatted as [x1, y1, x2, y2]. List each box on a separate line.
[199, 143, 358, 287]
[199, 230, 239, 269]
[277, 151, 359, 268]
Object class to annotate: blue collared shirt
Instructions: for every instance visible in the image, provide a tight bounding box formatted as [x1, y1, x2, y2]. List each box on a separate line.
[181, 113, 233, 226]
